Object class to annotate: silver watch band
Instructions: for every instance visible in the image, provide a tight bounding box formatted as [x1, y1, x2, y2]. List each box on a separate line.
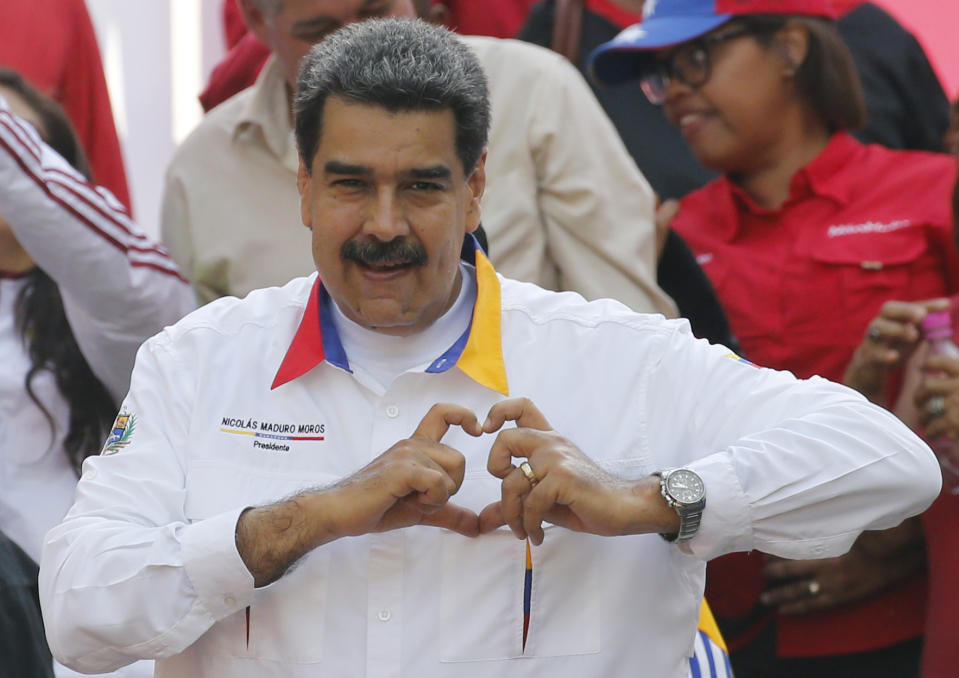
[653, 469, 706, 544]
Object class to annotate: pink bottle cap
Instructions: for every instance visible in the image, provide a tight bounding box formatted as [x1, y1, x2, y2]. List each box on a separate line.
[922, 311, 952, 339]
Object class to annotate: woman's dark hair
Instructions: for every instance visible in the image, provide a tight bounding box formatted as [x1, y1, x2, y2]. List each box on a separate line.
[0, 68, 116, 474]
[738, 15, 866, 133]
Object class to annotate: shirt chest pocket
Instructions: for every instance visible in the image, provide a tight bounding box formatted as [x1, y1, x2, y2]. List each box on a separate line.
[784, 230, 940, 341]
[184, 461, 336, 665]
[438, 470, 601, 663]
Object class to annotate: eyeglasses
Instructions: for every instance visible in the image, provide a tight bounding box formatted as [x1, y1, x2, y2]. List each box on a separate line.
[639, 26, 752, 105]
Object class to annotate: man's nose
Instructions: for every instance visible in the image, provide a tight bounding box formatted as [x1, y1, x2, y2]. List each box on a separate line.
[364, 188, 410, 240]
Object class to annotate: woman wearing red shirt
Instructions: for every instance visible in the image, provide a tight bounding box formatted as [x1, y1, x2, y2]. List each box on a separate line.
[591, 1, 959, 676]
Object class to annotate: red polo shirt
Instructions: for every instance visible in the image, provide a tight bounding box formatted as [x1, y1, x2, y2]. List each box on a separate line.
[674, 132, 959, 656]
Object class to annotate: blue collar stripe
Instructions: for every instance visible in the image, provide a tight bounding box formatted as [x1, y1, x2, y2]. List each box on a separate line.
[319, 287, 351, 372]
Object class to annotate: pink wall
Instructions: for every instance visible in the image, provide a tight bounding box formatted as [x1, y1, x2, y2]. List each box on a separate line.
[873, 0, 958, 100]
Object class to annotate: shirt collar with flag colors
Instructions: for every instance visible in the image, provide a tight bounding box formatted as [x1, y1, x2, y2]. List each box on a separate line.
[271, 234, 509, 395]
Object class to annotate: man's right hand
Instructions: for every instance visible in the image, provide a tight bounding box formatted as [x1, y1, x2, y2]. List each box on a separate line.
[236, 403, 481, 587]
[325, 403, 483, 538]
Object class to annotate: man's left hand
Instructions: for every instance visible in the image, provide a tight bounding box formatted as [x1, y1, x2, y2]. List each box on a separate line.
[476, 398, 676, 545]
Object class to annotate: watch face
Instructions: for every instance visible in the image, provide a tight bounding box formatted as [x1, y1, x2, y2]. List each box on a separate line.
[666, 470, 705, 504]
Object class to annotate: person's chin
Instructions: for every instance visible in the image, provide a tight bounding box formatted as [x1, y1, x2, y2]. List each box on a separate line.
[363, 312, 422, 336]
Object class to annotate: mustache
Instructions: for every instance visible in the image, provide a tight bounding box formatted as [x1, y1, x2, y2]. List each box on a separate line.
[341, 238, 428, 267]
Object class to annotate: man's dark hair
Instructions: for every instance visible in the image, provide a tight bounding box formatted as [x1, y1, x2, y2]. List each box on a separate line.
[741, 15, 866, 133]
[294, 18, 490, 175]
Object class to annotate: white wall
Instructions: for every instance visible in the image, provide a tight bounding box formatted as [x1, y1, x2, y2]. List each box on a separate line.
[86, 0, 228, 238]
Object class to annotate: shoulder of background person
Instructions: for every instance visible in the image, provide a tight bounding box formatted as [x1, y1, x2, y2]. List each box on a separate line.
[848, 140, 957, 190]
[461, 34, 569, 75]
[166, 86, 257, 173]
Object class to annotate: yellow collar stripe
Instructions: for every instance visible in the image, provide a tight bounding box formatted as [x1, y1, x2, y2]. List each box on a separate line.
[456, 248, 509, 395]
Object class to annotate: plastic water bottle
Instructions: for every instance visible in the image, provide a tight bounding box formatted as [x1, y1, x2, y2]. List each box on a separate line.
[921, 310, 959, 494]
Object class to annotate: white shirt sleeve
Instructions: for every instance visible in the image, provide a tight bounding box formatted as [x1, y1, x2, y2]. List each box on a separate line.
[39, 338, 254, 673]
[644, 322, 942, 561]
[0, 99, 197, 401]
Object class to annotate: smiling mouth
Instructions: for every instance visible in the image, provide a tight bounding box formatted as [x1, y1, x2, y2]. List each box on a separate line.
[360, 260, 416, 273]
[678, 112, 710, 128]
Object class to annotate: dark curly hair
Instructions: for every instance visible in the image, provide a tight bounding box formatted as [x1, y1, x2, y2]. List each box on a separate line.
[0, 68, 117, 474]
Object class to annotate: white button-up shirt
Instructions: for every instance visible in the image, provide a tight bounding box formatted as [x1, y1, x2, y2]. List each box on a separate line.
[40, 248, 940, 677]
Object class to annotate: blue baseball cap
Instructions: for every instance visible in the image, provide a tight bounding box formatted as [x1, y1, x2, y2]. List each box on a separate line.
[590, 0, 837, 85]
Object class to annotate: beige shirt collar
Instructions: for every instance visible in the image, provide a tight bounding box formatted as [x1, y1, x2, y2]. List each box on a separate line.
[233, 56, 299, 173]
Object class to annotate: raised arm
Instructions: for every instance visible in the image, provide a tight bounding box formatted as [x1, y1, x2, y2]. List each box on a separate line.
[647, 325, 941, 561]
[478, 322, 940, 560]
[0, 99, 196, 400]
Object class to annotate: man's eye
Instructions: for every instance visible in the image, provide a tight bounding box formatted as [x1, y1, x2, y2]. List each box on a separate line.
[410, 182, 442, 191]
[292, 27, 336, 43]
[332, 179, 365, 188]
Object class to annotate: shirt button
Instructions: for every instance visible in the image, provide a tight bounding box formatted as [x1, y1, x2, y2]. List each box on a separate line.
[378, 609, 392, 622]
[224, 594, 236, 606]
[386, 405, 399, 418]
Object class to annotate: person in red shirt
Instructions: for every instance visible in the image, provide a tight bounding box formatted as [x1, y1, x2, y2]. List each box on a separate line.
[0, 0, 131, 211]
[591, 1, 959, 676]
[843, 133, 959, 678]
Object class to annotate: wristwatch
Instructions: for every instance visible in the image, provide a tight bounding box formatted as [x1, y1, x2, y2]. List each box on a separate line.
[652, 468, 706, 544]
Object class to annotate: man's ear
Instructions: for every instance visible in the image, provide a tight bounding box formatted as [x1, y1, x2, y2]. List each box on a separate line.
[464, 151, 487, 234]
[237, 0, 273, 47]
[297, 157, 314, 230]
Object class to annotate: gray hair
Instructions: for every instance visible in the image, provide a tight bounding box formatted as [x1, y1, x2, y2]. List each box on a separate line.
[294, 18, 490, 175]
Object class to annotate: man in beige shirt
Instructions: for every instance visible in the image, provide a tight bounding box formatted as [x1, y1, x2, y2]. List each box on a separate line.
[161, 0, 674, 316]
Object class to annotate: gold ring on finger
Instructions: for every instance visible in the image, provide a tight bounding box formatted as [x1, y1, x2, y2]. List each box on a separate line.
[519, 461, 538, 486]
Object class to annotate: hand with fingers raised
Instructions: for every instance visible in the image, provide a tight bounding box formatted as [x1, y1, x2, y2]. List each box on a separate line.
[236, 403, 482, 587]
[843, 298, 949, 407]
[477, 397, 679, 546]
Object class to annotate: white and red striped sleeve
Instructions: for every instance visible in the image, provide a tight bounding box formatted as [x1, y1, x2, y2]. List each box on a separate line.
[0, 98, 197, 401]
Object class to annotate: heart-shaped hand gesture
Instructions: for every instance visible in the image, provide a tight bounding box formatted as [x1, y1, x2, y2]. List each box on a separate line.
[332, 402, 484, 538]
[478, 398, 663, 545]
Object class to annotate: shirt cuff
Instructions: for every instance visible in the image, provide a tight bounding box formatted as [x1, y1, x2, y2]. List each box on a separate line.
[180, 507, 255, 622]
[679, 453, 753, 560]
